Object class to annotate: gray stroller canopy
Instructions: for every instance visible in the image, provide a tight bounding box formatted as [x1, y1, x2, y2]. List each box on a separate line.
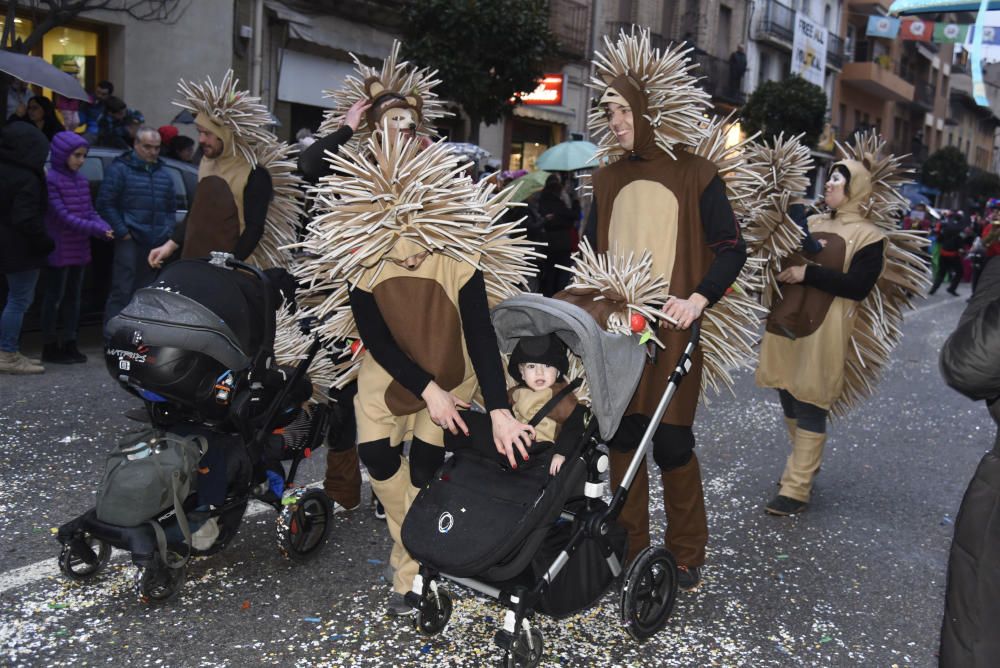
[491, 294, 646, 441]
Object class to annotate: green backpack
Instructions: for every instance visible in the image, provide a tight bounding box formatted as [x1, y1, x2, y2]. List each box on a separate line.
[96, 428, 208, 567]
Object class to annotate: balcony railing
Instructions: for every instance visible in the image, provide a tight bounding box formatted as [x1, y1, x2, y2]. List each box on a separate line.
[758, 0, 795, 44]
[913, 81, 936, 109]
[827, 33, 844, 70]
[550, 0, 589, 60]
[690, 52, 745, 105]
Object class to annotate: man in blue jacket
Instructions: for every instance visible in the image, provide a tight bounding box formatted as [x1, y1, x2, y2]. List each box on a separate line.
[97, 126, 176, 332]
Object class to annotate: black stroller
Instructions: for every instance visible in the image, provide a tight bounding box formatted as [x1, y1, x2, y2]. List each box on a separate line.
[400, 294, 700, 666]
[55, 253, 333, 603]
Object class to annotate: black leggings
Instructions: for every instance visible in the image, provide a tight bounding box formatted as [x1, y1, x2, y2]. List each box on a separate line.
[607, 414, 695, 471]
[777, 389, 828, 434]
[357, 437, 444, 488]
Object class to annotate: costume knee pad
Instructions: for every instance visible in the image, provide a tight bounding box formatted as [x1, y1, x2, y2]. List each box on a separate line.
[409, 438, 445, 488]
[652, 424, 695, 471]
[358, 438, 400, 481]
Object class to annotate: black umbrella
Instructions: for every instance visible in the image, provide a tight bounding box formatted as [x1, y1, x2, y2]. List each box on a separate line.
[0, 50, 89, 101]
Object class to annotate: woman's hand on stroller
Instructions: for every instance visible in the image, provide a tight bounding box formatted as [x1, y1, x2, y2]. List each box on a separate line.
[422, 381, 471, 436]
[490, 409, 536, 470]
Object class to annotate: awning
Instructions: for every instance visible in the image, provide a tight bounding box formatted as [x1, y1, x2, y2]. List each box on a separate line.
[277, 49, 355, 108]
[265, 0, 395, 58]
[513, 104, 576, 126]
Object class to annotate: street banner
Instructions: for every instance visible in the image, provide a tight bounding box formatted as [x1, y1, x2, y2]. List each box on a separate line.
[901, 18, 933, 41]
[968, 25, 1000, 46]
[972, 0, 990, 107]
[933, 22, 969, 43]
[791, 12, 827, 87]
[866, 15, 901, 39]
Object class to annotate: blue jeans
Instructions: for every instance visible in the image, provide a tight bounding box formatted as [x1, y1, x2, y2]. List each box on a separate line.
[41, 265, 85, 344]
[104, 238, 156, 333]
[1, 269, 41, 353]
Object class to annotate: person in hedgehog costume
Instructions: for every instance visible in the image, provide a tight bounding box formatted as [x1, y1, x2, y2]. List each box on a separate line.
[292, 122, 540, 616]
[583, 30, 748, 591]
[755, 133, 927, 516]
[295, 42, 450, 518]
[147, 72, 285, 267]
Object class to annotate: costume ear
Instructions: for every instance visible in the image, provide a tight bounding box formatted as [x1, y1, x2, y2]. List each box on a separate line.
[365, 77, 385, 99]
[406, 95, 422, 111]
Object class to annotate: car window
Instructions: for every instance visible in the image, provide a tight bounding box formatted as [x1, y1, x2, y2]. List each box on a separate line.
[163, 165, 189, 212]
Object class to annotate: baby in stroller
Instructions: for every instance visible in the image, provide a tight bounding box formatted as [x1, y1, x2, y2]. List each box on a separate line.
[56, 254, 333, 603]
[445, 333, 585, 476]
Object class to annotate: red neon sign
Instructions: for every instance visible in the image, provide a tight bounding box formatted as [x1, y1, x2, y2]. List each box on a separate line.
[519, 75, 564, 106]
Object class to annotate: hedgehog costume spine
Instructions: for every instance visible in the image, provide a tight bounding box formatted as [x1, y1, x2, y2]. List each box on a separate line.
[754, 130, 929, 516]
[579, 27, 749, 581]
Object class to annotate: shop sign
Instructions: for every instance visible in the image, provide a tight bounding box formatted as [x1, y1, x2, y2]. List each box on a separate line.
[519, 75, 563, 106]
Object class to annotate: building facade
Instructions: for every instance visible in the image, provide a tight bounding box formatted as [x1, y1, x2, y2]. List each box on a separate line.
[1, 1, 234, 129]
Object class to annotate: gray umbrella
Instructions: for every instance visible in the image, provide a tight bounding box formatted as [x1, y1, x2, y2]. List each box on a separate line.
[0, 50, 89, 102]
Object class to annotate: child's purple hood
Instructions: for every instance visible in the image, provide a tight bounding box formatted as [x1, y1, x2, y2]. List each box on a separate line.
[49, 131, 90, 176]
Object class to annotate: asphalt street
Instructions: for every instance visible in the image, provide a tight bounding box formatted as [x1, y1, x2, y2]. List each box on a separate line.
[0, 284, 991, 667]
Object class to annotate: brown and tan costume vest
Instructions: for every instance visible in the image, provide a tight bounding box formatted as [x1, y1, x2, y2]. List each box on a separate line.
[756, 160, 886, 410]
[354, 245, 481, 448]
[181, 113, 252, 259]
[586, 76, 718, 427]
[509, 382, 578, 444]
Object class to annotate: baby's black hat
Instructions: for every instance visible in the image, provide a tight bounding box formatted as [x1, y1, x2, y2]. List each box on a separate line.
[508, 334, 569, 383]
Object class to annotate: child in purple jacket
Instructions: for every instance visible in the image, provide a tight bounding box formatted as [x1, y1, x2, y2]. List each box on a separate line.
[41, 131, 114, 363]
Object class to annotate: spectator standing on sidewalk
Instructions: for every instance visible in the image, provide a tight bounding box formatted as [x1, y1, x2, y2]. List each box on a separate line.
[0, 123, 54, 374]
[96, 126, 175, 332]
[40, 132, 114, 364]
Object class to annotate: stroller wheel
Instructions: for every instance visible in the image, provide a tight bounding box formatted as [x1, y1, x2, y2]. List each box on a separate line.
[501, 627, 544, 668]
[58, 534, 111, 580]
[277, 489, 332, 562]
[133, 557, 187, 604]
[619, 546, 678, 641]
[414, 589, 453, 635]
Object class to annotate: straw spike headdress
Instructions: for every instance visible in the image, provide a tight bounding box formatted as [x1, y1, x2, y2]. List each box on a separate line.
[826, 130, 930, 415]
[317, 40, 450, 144]
[290, 127, 540, 388]
[587, 27, 713, 162]
[174, 70, 275, 167]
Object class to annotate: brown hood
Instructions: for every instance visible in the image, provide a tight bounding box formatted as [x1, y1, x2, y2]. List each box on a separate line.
[603, 73, 661, 161]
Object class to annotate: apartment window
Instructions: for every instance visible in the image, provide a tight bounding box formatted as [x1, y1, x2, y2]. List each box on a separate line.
[855, 110, 862, 130]
[719, 6, 732, 55]
[876, 117, 882, 134]
[824, 4, 831, 25]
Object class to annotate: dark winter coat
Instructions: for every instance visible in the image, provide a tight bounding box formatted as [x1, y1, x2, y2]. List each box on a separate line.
[45, 132, 112, 267]
[938, 255, 1000, 667]
[0, 123, 54, 274]
[537, 187, 579, 255]
[96, 150, 176, 247]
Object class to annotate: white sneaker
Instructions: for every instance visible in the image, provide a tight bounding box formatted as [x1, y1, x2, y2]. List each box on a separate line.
[0, 351, 44, 374]
[331, 500, 360, 514]
[190, 517, 220, 550]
